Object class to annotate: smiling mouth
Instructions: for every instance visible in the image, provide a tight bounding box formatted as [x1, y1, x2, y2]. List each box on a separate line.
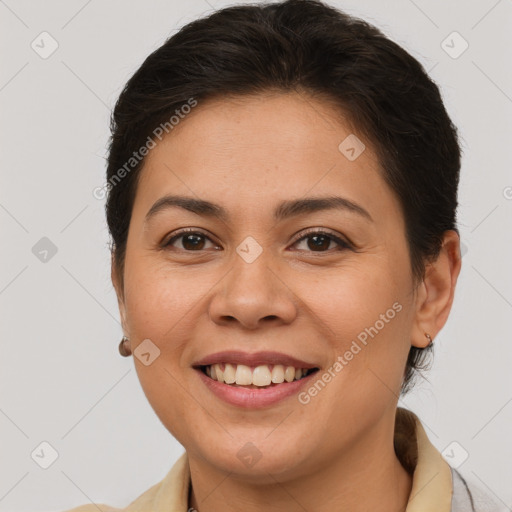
[198, 363, 319, 388]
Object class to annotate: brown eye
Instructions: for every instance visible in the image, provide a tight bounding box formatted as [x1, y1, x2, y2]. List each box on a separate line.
[292, 230, 351, 253]
[180, 233, 206, 250]
[163, 230, 218, 251]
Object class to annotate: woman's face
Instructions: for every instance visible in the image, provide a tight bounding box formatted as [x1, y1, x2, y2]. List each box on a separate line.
[114, 92, 430, 480]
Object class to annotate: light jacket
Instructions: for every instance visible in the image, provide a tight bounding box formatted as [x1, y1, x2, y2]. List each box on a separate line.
[63, 407, 506, 511]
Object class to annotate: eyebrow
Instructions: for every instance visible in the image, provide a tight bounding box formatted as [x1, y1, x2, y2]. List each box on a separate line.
[144, 194, 373, 225]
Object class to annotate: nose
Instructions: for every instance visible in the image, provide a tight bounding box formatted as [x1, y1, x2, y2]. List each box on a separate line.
[208, 253, 298, 330]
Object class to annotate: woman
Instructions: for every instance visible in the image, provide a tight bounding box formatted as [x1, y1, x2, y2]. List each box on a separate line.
[64, 1, 504, 510]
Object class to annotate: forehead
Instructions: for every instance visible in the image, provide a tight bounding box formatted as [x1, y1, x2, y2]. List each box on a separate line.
[150, 92, 363, 162]
[133, 92, 399, 224]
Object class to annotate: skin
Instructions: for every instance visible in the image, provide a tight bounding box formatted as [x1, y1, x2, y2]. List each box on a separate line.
[111, 91, 462, 512]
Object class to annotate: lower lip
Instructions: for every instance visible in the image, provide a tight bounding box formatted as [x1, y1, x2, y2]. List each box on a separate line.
[195, 369, 317, 409]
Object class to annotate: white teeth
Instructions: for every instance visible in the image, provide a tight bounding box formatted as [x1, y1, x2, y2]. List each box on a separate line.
[223, 363, 236, 384]
[284, 366, 295, 382]
[271, 364, 285, 383]
[252, 365, 272, 386]
[235, 364, 253, 385]
[205, 363, 313, 386]
[214, 364, 224, 383]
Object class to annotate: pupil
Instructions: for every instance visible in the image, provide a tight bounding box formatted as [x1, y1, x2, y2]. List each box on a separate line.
[308, 235, 329, 251]
[183, 234, 204, 250]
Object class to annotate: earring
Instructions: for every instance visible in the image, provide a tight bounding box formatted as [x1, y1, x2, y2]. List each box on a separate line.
[119, 335, 132, 357]
[424, 332, 433, 347]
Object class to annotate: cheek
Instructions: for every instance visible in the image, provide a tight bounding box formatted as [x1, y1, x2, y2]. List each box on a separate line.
[301, 261, 403, 335]
[301, 262, 411, 385]
[123, 257, 208, 341]
[134, 361, 190, 443]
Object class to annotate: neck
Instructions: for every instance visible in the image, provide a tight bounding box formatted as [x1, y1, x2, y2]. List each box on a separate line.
[188, 413, 413, 512]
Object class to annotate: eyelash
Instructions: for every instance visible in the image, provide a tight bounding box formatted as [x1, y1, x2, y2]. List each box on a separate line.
[162, 227, 352, 253]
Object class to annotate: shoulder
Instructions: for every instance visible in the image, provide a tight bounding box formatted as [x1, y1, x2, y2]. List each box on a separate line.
[58, 452, 188, 512]
[57, 480, 162, 512]
[57, 475, 164, 512]
[451, 468, 508, 512]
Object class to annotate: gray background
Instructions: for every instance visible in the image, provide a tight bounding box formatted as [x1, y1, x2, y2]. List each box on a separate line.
[1, 0, 511, 510]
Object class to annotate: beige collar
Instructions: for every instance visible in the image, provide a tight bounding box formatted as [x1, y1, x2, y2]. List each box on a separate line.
[395, 407, 453, 511]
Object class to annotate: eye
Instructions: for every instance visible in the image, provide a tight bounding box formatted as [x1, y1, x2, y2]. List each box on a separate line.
[162, 229, 219, 251]
[291, 229, 352, 253]
[162, 228, 352, 253]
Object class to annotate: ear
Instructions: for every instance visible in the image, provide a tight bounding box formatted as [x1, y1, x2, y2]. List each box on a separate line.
[111, 252, 128, 335]
[411, 230, 462, 348]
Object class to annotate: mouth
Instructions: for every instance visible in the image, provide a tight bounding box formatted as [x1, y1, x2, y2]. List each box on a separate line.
[192, 350, 321, 407]
[197, 363, 319, 389]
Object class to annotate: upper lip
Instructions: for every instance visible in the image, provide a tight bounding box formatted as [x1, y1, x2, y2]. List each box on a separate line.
[192, 350, 319, 369]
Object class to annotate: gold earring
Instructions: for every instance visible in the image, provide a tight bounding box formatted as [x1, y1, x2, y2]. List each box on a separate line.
[424, 332, 433, 347]
[119, 336, 132, 357]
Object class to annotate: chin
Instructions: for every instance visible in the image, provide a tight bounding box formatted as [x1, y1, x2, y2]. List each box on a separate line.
[193, 434, 315, 481]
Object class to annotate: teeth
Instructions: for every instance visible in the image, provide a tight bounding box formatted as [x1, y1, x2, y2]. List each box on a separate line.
[223, 363, 236, 384]
[214, 364, 224, 383]
[205, 363, 313, 387]
[284, 366, 295, 382]
[235, 364, 252, 385]
[252, 365, 271, 386]
[271, 364, 284, 383]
